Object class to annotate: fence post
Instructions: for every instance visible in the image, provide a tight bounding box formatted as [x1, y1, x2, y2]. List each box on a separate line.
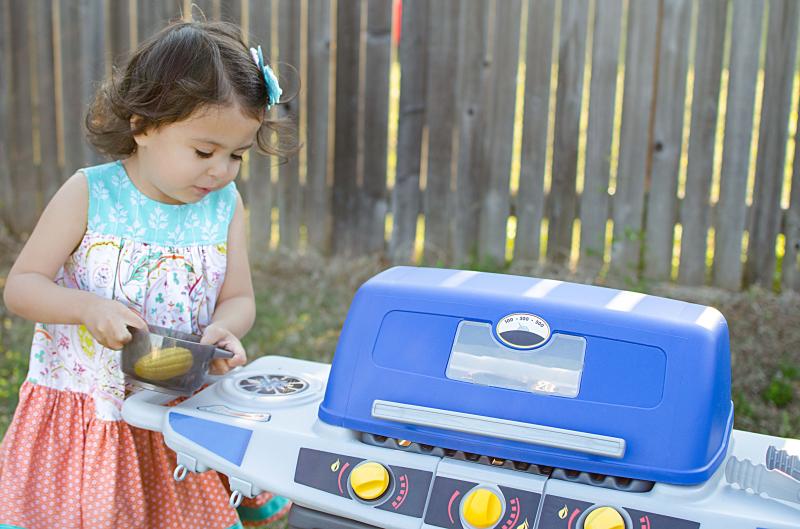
[9, 0, 38, 235]
[785, 124, 800, 291]
[332, 0, 362, 256]
[32, 1, 61, 205]
[580, 0, 624, 274]
[643, 0, 691, 282]
[478, 0, 522, 266]
[306, 0, 332, 255]
[744, 0, 799, 288]
[277, 0, 301, 251]
[454, 0, 491, 266]
[423, 0, 459, 265]
[713, 0, 764, 290]
[609, 0, 659, 279]
[390, 0, 428, 263]
[245, 0, 274, 264]
[548, 0, 589, 265]
[515, 0, 556, 265]
[0, 0, 13, 234]
[361, 0, 393, 256]
[678, 0, 728, 286]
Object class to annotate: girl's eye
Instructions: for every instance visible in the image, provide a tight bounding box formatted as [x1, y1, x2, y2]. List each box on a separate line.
[231, 154, 243, 161]
[195, 149, 213, 158]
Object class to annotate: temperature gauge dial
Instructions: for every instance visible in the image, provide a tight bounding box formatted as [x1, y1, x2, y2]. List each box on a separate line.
[496, 313, 550, 349]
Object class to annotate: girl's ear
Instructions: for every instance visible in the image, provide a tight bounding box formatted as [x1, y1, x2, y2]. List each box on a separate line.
[130, 115, 150, 147]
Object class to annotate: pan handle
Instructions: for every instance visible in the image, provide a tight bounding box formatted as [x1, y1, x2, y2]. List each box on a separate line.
[212, 347, 235, 359]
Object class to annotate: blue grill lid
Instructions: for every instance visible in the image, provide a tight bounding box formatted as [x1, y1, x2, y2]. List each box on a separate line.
[319, 267, 733, 485]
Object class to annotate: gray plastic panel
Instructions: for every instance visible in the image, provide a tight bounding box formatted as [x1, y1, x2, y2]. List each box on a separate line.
[288, 505, 381, 529]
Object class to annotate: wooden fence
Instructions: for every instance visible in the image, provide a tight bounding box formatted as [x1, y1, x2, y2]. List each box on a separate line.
[1, 0, 799, 291]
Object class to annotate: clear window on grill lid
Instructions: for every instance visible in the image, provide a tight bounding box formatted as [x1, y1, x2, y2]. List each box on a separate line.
[446, 321, 586, 398]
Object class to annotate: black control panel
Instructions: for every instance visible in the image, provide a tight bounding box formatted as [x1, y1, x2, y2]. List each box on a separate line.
[293, 448, 433, 519]
[423, 476, 542, 529]
[294, 448, 703, 529]
[537, 494, 700, 529]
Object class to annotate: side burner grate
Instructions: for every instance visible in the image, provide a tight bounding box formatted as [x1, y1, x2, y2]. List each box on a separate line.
[236, 375, 309, 396]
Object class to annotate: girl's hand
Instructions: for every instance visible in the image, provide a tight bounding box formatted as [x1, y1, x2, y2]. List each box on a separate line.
[201, 323, 247, 375]
[81, 297, 147, 350]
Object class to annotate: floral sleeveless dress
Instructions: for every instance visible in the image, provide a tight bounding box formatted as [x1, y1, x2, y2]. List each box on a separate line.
[0, 160, 289, 529]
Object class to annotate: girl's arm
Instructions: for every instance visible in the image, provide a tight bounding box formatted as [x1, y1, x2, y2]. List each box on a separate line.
[206, 191, 256, 339]
[202, 191, 255, 372]
[3, 171, 146, 349]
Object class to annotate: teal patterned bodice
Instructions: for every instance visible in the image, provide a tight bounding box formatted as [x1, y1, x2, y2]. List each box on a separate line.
[86, 160, 237, 245]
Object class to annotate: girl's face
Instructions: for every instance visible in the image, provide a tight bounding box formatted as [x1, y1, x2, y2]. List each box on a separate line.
[130, 103, 262, 204]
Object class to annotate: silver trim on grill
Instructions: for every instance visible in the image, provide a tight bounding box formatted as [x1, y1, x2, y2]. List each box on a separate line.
[371, 400, 626, 459]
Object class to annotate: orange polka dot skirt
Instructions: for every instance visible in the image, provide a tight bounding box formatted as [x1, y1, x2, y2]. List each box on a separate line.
[0, 382, 290, 529]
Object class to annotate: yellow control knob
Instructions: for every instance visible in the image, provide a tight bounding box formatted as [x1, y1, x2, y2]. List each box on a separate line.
[349, 462, 390, 500]
[583, 507, 626, 529]
[462, 488, 502, 528]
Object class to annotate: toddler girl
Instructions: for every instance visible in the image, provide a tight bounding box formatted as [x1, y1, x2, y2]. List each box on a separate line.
[0, 19, 293, 529]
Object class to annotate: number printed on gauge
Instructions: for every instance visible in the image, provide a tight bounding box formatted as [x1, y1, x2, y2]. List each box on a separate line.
[496, 313, 551, 349]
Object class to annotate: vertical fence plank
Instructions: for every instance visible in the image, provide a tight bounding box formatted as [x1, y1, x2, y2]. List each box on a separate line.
[332, 0, 361, 255]
[643, 0, 691, 281]
[79, 0, 106, 167]
[744, 0, 799, 288]
[423, 0, 459, 264]
[610, 0, 659, 277]
[109, 0, 132, 65]
[246, 0, 273, 263]
[389, 0, 428, 262]
[57, 0, 109, 174]
[580, 0, 623, 272]
[191, 0, 216, 21]
[478, 0, 522, 265]
[548, 0, 589, 264]
[305, 0, 331, 255]
[678, 0, 728, 285]
[138, 0, 179, 39]
[58, 0, 84, 175]
[453, 0, 491, 266]
[33, 1, 61, 203]
[785, 122, 800, 291]
[361, 0, 392, 255]
[220, 0, 242, 24]
[713, 0, 763, 290]
[0, 0, 14, 233]
[277, 0, 301, 250]
[515, 0, 556, 263]
[9, 0, 38, 235]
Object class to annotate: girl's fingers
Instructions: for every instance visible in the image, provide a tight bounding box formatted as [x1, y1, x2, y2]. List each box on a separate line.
[200, 325, 227, 345]
[126, 310, 147, 329]
[209, 358, 230, 375]
[228, 352, 246, 367]
[119, 325, 133, 345]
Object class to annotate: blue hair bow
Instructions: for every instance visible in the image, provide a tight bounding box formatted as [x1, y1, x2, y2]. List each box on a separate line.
[250, 45, 282, 109]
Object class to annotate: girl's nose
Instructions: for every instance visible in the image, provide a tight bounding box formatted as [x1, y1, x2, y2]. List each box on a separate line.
[208, 158, 232, 181]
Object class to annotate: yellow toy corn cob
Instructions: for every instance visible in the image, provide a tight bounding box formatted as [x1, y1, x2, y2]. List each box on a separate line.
[133, 346, 194, 381]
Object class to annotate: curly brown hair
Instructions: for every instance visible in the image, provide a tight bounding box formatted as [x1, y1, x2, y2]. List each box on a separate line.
[86, 20, 297, 161]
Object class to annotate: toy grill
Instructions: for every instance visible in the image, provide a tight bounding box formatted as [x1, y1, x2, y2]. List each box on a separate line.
[123, 267, 800, 529]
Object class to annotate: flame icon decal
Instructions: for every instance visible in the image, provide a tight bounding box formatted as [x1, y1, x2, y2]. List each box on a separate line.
[330, 459, 340, 472]
[558, 505, 569, 519]
[516, 520, 529, 529]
